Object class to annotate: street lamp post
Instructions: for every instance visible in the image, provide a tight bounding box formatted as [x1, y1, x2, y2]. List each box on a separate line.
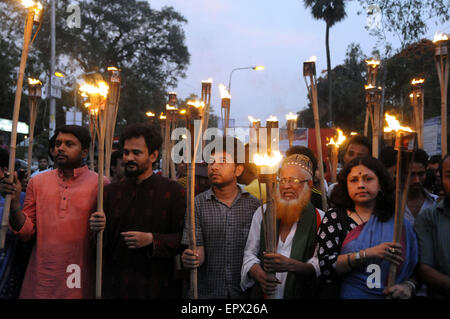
[227, 65, 264, 94]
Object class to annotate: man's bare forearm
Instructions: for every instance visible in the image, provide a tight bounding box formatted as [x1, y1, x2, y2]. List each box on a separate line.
[9, 199, 26, 232]
[419, 263, 450, 291]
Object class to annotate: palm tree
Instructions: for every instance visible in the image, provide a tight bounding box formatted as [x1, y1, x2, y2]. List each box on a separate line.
[304, 0, 347, 127]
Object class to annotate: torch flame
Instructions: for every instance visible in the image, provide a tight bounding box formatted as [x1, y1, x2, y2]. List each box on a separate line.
[383, 113, 413, 133]
[267, 115, 278, 122]
[286, 112, 298, 121]
[306, 56, 317, 63]
[248, 116, 261, 124]
[411, 78, 425, 85]
[365, 59, 381, 68]
[159, 112, 166, 120]
[166, 104, 178, 111]
[179, 109, 187, 115]
[327, 128, 346, 147]
[28, 78, 42, 85]
[21, 0, 42, 9]
[253, 151, 283, 167]
[433, 32, 448, 43]
[84, 103, 91, 108]
[107, 66, 120, 71]
[187, 100, 205, 109]
[79, 81, 109, 98]
[219, 84, 231, 99]
[350, 132, 357, 136]
[21, 0, 42, 16]
[146, 111, 155, 117]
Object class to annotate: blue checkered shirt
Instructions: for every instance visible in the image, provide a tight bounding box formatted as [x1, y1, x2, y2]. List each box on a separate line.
[181, 185, 261, 298]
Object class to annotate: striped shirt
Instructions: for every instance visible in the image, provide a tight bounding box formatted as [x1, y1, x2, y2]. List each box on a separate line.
[181, 185, 260, 298]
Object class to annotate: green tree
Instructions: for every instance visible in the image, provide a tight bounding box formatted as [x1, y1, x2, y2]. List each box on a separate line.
[383, 39, 448, 124]
[358, 0, 450, 48]
[304, 0, 347, 127]
[0, 0, 190, 154]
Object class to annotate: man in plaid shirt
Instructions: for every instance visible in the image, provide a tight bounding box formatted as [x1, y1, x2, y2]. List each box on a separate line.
[181, 136, 260, 298]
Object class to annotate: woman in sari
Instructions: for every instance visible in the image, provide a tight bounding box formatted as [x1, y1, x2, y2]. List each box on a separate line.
[317, 156, 419, 299]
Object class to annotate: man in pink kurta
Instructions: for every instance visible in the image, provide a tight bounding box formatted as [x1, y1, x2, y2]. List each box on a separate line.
[7, 125, 108, 299]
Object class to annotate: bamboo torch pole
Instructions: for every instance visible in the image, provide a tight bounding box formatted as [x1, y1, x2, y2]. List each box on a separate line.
[365, 86, 382, 158]
[201, 80, 212, 147]
[303, 56, 328, 212]
[286, 113, 298, 149]
[104, 67, 121, 179]
[387, 130, 417, 287]
[26, 78, 42, 179]
[254, 151, 282, 299]
[186, 100, 205, 299]
[0, 2, 42, 249]
[249, 116, 261, 153]
[410, 78, 425, 149]
[79, 80, 109, 299]
[326, 128, 346, 184]
[166, 102, 178, 179]
[159, 112, 167, 175]
[433, 33, 449, 158]
[364, 59, 381, 140]
[168, 92, 178, 179]
[219, 84, 231, 136]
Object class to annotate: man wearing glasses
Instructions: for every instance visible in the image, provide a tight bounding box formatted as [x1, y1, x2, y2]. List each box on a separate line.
[241, 154, 324, 299]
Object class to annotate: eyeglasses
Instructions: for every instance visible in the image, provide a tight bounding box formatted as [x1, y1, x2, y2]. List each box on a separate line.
[277, 177, 310, 185]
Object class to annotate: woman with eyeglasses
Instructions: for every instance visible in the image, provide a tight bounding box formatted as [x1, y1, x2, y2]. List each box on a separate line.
[317, 156, 419, 299]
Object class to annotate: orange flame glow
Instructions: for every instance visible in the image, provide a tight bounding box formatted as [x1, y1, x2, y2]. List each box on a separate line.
[411, 78, 425, 85]
[79, 81, 109, 98]
[286, 112, 298, 121]
[433, 32, 448, 44]
[187, 100, 205, 109]
[28, 78, 42, 85]
[383, 113, 413, 133]
[219, 84, 231, 99]
[327, 128, 346, 147]
[253, 151, 283, 168]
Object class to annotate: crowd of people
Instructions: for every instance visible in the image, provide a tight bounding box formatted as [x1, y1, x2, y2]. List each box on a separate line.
[0, 123, 449, 299]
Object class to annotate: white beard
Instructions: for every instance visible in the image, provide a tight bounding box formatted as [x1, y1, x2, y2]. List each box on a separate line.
[275, 184, 311, 225]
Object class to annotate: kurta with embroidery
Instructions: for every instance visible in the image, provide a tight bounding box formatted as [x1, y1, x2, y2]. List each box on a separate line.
[11, 166, 106, 299]
[102, 174, 186, 299]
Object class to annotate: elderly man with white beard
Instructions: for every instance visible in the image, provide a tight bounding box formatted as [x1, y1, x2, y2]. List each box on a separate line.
[240, 154, 324, 299]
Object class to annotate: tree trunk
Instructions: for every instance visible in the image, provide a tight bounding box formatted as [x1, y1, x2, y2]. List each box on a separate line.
[326, 22, 332, 127]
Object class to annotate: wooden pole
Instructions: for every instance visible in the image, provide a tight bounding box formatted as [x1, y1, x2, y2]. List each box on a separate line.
[364, 106, 370, 137]
[304, 61, 328, 212]
[163, 116, 171, 177]
[0, 9, 35, 249]
[410, 81, 425, 149]
[259, 173, 278, 299]
[201, 81, 212, 148]
[387, 132, 417, 287]
[104, 68, 121, 179]
[330, 144, 338, 183]
[89, 113, 96, 171]
[372, 90, 382, 158]
[186, 103, 204, 299]
[26, 92, 39, 179]
[95, 95, 108, 299]
[435, 43, 448, 157]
